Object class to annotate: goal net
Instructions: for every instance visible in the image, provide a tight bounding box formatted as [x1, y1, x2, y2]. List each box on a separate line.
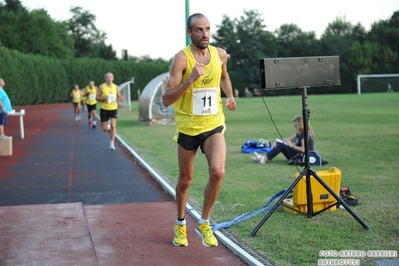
[118, 77, 134, 110]
[357, 74, 399, 94]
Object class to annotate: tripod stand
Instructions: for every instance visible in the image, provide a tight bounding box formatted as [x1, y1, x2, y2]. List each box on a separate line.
[250, 86, 371, 236]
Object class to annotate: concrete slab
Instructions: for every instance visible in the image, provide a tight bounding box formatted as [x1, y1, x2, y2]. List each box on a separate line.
[0, 202, 98, 265]
[85, 201, 246, 266]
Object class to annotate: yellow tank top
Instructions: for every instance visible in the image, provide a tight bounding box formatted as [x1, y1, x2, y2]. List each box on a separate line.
[72, 89, 82, 103]
[85, 86, 97, 105]
[173, 45, 225, 137]
[100, 83, 118, 110]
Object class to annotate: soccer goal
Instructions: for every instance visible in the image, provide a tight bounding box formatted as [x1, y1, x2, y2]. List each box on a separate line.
[357, 74, 399, 94]
[118, 77, 134, 110]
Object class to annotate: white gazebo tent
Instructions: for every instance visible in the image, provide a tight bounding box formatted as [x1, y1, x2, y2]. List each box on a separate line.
[139, 72, 175, 125]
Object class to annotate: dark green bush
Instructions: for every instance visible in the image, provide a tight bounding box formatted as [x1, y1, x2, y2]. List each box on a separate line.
[0, 46, 170, 105]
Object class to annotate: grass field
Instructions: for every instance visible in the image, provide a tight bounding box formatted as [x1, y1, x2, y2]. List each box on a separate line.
[116, 93, 399, 266]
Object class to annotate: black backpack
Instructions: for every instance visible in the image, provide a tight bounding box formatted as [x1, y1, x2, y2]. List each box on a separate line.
[287, 150, 328, 166]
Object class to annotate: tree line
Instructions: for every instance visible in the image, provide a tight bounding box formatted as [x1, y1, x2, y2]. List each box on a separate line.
[0, 0, 120, 59]
[0, 0, 170, 105]
[0, 0, 169, 61]
[211, 10, 399, 95]
[0, 0, 398, 102]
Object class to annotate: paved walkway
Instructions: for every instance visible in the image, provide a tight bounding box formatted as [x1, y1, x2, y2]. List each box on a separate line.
[0, 104, 247, 265]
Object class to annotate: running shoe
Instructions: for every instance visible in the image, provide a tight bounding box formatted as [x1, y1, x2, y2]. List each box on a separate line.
[172, 224, 188, 247]
[195, 221, 218, 247]
[109, 142, 115, 150]
[251, 152, 265, 164]
[75, 116, 79, 121]
[88, 121, 92, 127]
[93, 121, 96, 129]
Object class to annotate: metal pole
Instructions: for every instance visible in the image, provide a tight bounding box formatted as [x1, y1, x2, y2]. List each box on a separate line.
[185, 0, 190, 46]
[301, 87, 314, 217]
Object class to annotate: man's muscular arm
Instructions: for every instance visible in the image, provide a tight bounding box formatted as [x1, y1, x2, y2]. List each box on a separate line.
[218, 48, 236, 111]
[96, 86, 104, 101]
[116, 86, 124, 100]
[162, 51, 204, 107]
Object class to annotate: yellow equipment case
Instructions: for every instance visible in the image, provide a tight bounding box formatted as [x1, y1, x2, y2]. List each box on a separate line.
[283, 167, 341, 214]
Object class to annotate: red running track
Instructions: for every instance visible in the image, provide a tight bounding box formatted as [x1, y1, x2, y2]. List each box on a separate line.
[0, 104, 247, 265]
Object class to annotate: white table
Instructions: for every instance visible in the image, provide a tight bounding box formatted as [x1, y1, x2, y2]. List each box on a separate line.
[7, 109, 25, 139]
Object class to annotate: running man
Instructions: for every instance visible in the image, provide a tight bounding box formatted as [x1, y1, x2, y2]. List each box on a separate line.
[70, 84, 83, 121]
[162, 13, 237, 247]
[85, 80, 98, 129]
[96, 72, 124, 150]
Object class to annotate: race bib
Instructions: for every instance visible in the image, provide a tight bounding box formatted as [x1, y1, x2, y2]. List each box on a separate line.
[108, 93, 117, 103]
[73, 93, 80, 99]
[89, 94, 96, 101]
[192, 88, 218, 115]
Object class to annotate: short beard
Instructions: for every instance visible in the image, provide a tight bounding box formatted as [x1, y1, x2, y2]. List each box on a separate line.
[192, 38, 208, 50]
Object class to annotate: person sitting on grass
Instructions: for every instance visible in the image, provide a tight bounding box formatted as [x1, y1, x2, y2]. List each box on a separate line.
[251, 115, 314, 164]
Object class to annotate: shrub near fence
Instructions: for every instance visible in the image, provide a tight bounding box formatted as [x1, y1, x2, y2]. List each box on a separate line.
[1, 47, 69, 105]
[0, 46, 170, 105]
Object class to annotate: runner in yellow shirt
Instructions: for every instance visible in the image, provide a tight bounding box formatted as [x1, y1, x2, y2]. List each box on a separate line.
[85, 80, 98, 129]
[163, 13, 237, 248]
[70, 84, 83, 121]
[96, 72, 124, 150]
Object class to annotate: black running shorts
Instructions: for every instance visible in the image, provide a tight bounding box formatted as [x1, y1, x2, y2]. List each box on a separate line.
[100, 109, 118, 122]
[87, 104, 97, 113]
[177, 125, 224, 153]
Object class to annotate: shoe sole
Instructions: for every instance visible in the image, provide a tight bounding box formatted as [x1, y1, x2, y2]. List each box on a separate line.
[172, 240, 188, 247]
[195, 228, 218, 247]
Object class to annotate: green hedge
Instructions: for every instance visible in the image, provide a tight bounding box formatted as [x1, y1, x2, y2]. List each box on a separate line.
[0, 46, 170, 105]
